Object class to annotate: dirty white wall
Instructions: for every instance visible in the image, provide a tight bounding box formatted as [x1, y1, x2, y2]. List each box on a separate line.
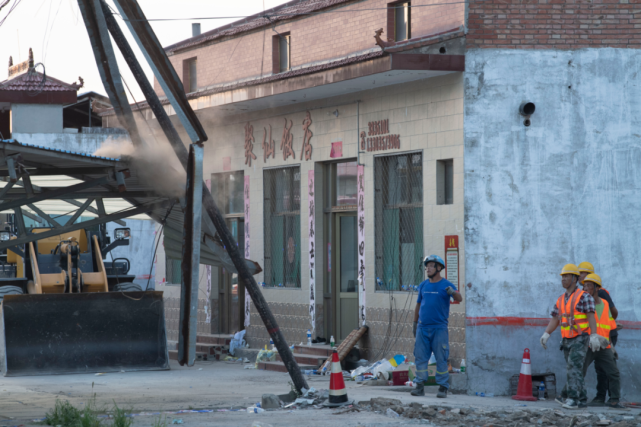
[464, 48, 641, 399]
[11, 104, 63, 133]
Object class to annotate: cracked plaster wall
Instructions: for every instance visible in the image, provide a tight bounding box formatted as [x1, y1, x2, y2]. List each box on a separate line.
[464, 48, 641, 399]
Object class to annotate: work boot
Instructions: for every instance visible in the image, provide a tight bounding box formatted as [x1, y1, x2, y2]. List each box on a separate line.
[607, 401, 626, 409]
[437, 385, 448, 398]
[410, 382, 425, 396]
[555, 396, 566, 406]
[588, 398, 606, 407]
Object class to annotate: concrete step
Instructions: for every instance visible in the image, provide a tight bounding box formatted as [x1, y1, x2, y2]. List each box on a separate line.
[168, 349, 215, 361]
[276, 352, 328, 367]
[168, 341, 229, 356]
[196, 334, 231, 345]
[293, 344, 334, 357]
[258, 361, 317, 373]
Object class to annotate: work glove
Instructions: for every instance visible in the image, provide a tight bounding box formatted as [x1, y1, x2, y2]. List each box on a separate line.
[540, 332, 550, 350]
[445, 286, 456, 296]
[589, 334, 601, 352]
[597, 335, 610, 350]
[612, 346, 619, 360]
[413, 321, 417, 338]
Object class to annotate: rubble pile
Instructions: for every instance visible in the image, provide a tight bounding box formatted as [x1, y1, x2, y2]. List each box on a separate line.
[354, 398, 641, 426]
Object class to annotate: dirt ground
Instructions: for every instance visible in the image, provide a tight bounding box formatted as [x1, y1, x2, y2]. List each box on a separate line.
[1, 360, 638, 427]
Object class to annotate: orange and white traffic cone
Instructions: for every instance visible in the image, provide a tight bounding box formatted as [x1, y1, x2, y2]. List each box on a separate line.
[512, 348, 537, 401]
[323, 349, 352, 407]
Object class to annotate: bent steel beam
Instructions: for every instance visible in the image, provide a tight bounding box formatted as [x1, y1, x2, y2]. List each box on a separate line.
[0, 177, 110, 212]
[97, 0, 307, 393]
[0, 201, 167, 251]
[77, 0, 145, 149]
[178, 144, 203, 367]
[110, 0, 207, 144]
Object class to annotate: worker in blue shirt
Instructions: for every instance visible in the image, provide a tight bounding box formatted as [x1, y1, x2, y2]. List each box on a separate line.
[411, 255, 463, 398]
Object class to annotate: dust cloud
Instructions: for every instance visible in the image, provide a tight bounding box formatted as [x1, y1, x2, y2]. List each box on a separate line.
[94, 138, 186, 198]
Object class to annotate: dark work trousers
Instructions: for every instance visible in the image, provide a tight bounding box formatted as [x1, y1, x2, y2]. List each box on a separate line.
[598, 332, 617, 400]
[585, 347, 621, 402]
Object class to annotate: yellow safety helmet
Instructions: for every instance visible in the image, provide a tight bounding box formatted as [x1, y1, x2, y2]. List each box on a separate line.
[583, 273, 602, 288]
[560, 264, 580, 276]
[578, 262, 595, 274]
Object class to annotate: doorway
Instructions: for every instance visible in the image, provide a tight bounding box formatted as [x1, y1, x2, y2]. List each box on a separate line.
[323, 161, 359, 342]
[217, 218, 245, 334]
[335, 213, 358, 340]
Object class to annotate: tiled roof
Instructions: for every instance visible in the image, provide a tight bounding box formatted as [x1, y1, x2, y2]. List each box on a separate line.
[100, 49, 386, 116]
[165, 0, 354, 54]
[0, 71, 81, 93]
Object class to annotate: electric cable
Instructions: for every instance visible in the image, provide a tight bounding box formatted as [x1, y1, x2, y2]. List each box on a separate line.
[114, 2, 467, 23]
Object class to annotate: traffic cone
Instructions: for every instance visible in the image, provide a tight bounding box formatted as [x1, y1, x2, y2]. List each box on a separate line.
[512, 348, 537, 401]
[323, 349, 352, 407]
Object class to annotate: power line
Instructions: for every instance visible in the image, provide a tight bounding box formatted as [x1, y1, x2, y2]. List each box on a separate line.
[115, 1, 466, 23]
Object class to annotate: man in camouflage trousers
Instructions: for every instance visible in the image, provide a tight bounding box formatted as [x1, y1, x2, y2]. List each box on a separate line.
[560, 334, 590, 404]
[540, 264, 599, 410]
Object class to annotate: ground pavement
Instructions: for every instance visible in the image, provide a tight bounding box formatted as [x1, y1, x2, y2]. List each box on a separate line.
[0, 360, 639, 426]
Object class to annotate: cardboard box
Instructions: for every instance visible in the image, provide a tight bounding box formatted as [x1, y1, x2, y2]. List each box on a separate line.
[392, 370, 409, 386]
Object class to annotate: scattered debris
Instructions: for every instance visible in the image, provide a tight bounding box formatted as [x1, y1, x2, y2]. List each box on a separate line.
[332, 405, 361, 415]
[170, 419, 183, 424]
[261, 394, 280, 410]
[386, 408, 400, 417]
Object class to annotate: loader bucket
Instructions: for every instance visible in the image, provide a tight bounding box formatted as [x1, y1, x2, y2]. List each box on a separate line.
[0, 291, 169, 376]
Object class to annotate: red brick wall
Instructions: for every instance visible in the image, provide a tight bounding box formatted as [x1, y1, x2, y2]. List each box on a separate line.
[467, 0, 641, 49]
[155, 0, 464, 95]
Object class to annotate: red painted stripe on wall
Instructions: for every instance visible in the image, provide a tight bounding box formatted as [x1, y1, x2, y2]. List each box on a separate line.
[467, 317, 641, 330]
[136, 275, 152, 279]
[466, 317, 549, 327]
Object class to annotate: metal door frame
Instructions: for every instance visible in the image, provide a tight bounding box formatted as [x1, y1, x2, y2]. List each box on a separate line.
[217, 216, 245, 334]
[334, 211, 358, 341]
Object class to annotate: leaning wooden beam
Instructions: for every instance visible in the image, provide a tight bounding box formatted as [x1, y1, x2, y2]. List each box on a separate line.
[319, 325, 370, 372]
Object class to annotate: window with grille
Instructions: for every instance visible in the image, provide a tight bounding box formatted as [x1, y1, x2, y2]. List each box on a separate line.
[264, 167, 301, 288]
[166, 256, 182, 285]
[375, 152, 423, 291]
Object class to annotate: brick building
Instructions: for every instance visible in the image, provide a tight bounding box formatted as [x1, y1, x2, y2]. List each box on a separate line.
[102, 0, 641, 398]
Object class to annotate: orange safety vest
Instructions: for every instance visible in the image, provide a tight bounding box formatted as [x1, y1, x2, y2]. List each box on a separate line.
[595, 299, 615, 349]
[557, 288, 591, 339]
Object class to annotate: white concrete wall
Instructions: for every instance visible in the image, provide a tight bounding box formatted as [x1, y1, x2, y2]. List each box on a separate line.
[11, 104, 63, 133]
[464, 48, 641, 399]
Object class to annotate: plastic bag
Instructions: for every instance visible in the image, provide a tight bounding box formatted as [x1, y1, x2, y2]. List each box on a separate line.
[254, 349, 276, 368]
[229, 330, 246, 356]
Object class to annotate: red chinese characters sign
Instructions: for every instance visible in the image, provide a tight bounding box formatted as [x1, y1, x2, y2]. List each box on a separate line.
[244, 111, 314, 166]
[444, 235, 460, 305]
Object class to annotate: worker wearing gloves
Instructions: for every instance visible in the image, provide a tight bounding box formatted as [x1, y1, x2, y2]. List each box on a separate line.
[540, 264, 598, 410]
[578, 262, 620, 404]
[411, 255, 463, 398]
[580, 274, 623, 408]
[578, 262, 619, 346]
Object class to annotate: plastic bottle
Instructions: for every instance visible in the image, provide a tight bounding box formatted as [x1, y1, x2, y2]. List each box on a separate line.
[247, 407, 265, 413]
[460, 359, 466, 373]
[330, 335, 335, 348]
[307, 329, 312, 345]
[269, 338, 275, 350]
[538, 381, 546, 400]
